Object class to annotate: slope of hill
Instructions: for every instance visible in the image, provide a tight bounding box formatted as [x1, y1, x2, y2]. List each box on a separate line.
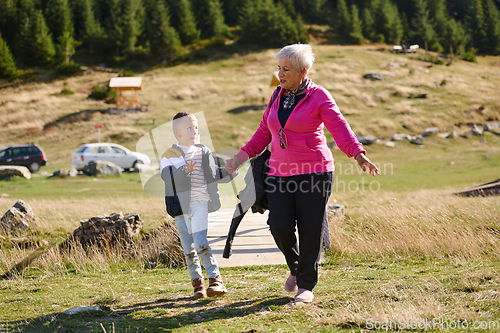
[0, 44, 499, 173]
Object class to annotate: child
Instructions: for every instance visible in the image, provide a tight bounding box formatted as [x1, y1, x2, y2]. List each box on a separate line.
[161, 112, 237, 298]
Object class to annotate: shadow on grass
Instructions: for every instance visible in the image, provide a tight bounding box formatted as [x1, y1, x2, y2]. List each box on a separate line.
[226, 105, 266, 114]
[0, 295, 292, 332]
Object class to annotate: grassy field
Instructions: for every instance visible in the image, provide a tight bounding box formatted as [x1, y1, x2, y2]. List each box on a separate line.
[1, 44, 500, 332]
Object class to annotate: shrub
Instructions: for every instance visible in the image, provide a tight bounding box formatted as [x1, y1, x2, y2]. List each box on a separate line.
[119, 70, 135, 77]
[88, 84, 115, 100]
[462, 48, 478, 63]
[56, 61, 81, 76]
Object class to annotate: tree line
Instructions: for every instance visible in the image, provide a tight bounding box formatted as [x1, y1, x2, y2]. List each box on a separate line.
[1, 0, 500, 79]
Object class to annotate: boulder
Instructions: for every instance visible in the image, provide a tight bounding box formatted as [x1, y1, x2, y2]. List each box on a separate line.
[446, 131, 458, 139]
[357, 135, 378, 145]
[384, 141, 395, 147]
[484, 122, 500, 131]
[73, 212, 142, 247]
[327, 204, 345, 218]
[82, 160, 122, 176]
[391, 134, 411, 141]
[0, 166, 31, 180]
[471, 124, 483, 136]
[421, 127, 439, 137]
[411, 135, 424, 145]
[63, 306, 100, 315]
[363, 73, 384, 81]
[50, 169, 78, 178]
[0, 200, 37, 235]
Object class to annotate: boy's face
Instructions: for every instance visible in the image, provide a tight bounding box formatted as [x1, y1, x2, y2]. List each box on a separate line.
[174, 115, 199, 146]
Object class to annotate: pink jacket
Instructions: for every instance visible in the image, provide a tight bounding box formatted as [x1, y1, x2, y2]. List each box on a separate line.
[236, 81, 366, 177]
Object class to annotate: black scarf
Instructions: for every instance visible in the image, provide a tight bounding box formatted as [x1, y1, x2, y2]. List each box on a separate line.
[282, 79, 309, 109]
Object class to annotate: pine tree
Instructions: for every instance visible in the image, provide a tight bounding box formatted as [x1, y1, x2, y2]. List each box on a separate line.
[144, 0, 181, 61]
[81, 0, 103, 49]
[221, 0, 246, 26]
[428, 0, 451, 50]
[483, 0, 500, 54]
[333, 0, 351, 40]
[349, 4, 365, 44]
[362, 7, 376, 41]
[29, 10, 56, 65]
[0, 0, 18, 48]
[57, 29, 75, 63]
[465, 0, 487, 51]
[239, 0, 300, 47]
[45, 0, 73, 41]
[106, 0, 139, 56]
[282, 0, 297, 19]
[178, 0, 200, 45]
[411, 0, 442, 52]
[444, 18, 469, 56]
[166, 0, 200, 45]
[385, 2, 404, 44]
[0, 34, 18, 79]
[294, 0, 328, 24]
[191, 0, 228, 39]
[13, 0, 36, 58]
[207, 0, 229, 42]
[296, 14, 310, 44]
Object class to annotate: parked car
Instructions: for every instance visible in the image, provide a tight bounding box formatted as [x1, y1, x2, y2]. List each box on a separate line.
[72, 143, 151, 171]
[0, 144, 47, 172]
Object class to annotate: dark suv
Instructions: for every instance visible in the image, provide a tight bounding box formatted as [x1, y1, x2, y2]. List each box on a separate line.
[0, 144, 47, 172]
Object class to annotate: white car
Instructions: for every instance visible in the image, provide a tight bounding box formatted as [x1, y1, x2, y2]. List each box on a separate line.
[72, 143, 151, 171]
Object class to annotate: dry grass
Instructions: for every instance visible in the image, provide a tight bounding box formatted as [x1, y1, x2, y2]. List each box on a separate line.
[328, 190, 500, 259]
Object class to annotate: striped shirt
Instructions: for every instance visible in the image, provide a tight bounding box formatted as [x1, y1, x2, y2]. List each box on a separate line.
[178, 145, 210, 202]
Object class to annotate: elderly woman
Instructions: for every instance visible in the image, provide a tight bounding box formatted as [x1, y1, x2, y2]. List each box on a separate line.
[226, 44, 379, 303]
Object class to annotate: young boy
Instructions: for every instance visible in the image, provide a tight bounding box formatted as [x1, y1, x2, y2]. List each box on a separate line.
[161, 112, 237, 298]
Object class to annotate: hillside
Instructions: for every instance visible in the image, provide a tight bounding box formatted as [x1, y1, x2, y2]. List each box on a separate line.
[0, 44, 499, 174]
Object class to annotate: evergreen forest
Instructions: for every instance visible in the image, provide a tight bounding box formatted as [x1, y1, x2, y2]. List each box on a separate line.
[1, 0, 500, 79]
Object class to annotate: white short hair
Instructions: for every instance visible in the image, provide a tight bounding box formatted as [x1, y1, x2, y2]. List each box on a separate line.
[274, 44, 315, 76]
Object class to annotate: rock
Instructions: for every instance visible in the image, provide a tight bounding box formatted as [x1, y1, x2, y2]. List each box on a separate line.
[411, 135, 424, 145]
[82, 160, 122, 176]
[357, 135, 378, 145]
[384, 141, 395, 147]
[484, 122, 500, 131]
[0, 200, 38, 235]
[408, 93, 427, 99]
[421, 127, 439, 137]
[73, 212, 142, 247]
[391, 134, 411, 141]
[50, 169, 78, 178]
[63, 306, 100, 315]
[327, 204, 345, 218]
[446, 131, 458, 139]
[363, 73, 384, 81]
[0, 166, 31, 180]
[471, 124, 483, 136]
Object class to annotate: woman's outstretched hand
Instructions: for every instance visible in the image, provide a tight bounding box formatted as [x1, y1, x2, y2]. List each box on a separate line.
[225, 156, 242, 174]
[355, 153, 380, 177]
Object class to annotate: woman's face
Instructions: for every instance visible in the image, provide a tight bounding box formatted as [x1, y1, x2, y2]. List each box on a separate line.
[278, 58, 305, 91]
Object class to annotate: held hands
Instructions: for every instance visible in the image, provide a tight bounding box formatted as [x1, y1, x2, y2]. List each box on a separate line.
[183, 160, 197, 174]
[225, 156, 242, 174]
[355, 153, 380, 177]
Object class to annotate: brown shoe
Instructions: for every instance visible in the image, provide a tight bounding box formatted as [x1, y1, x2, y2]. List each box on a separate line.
[192, 278, 206, 298]
[206, 275, 227, 297]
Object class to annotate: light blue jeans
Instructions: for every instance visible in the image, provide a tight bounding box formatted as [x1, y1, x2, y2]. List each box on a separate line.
[175, 200, 220, 281]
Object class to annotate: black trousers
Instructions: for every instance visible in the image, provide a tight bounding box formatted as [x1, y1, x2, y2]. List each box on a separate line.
[266, 172, 333, 291]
